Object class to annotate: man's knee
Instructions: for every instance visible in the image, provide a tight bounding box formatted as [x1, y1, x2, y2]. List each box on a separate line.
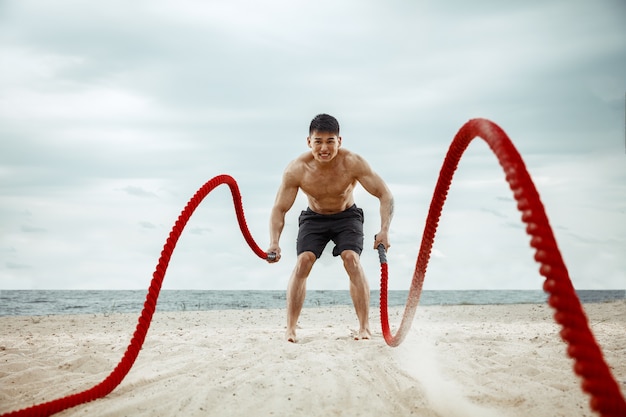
[295, 251, 316, 276]
[340, 250, 361, 271]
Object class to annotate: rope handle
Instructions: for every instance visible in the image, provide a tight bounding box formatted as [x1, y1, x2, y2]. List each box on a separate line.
[376, 243, 387, 264]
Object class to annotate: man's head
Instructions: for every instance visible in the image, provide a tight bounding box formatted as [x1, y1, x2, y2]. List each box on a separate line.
[307, 114, 342, 163]
[309, 113, 340, 136]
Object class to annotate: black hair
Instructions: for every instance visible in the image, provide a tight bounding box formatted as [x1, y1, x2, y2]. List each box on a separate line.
[309, 113, 340, 135]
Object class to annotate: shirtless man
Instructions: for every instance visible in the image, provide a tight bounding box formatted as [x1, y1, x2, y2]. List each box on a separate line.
[266, 114, 394, 343]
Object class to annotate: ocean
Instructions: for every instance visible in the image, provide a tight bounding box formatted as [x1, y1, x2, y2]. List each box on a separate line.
[1, 289, 624, 317]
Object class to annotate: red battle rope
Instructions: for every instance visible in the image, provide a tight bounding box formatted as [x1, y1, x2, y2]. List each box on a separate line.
[2, 119, 624, 416]
[1, 175, 270, 417]
[378, 118, 625, 417]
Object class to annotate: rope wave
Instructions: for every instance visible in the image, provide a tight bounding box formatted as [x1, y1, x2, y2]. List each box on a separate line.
[378, 118, 625, 416]
[2, 119, 624, 417]
[1, 175, 268, 417]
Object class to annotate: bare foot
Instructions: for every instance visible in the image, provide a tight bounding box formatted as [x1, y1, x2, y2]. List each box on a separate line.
[354, 328, 371, 340]
[285, 329, 297, 343]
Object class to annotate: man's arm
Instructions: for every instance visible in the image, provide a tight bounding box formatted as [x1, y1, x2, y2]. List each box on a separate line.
[354, 155, 394, 250]
[267, 165, 299, 263]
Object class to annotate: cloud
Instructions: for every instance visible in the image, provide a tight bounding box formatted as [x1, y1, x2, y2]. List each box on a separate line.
[5, 262, 31, 270]
[120, 186, 158, 198]
[139, 221, 157, 229]
[20, 225, 47, 233]
[188, 227, 213, 236]
[0, 0, 624, 290]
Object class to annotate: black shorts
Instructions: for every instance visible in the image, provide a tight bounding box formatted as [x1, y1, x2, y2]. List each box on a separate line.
[296, 204, 364, 258]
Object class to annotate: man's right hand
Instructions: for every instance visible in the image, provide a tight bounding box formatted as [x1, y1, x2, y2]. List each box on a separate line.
[266, 246, 281, 263]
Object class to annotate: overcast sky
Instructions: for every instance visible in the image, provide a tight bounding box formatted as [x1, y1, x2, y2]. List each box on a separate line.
[1, 0, 624, 291]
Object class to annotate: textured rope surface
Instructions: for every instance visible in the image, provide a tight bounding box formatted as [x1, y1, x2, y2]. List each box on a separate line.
[378, 118, 626, 417]
[1, 175, 268, 417]
[3, 120, 624, 416]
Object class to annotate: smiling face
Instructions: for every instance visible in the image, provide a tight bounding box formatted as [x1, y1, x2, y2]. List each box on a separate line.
[307, 130, 342, 163]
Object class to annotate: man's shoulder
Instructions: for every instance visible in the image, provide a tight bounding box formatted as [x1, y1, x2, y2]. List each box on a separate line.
[295, 151, 314, 162]
[282, 153, 310, 182]
[338, 148, 365, 165]
[289, 152, 313, 169]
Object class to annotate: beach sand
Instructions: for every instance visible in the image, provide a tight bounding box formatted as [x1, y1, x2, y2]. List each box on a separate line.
[1, 301, 624, 416]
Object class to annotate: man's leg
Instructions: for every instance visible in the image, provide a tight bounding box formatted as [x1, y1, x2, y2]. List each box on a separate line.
[285, 251, 316, 342]
[340, 250, 371, 340]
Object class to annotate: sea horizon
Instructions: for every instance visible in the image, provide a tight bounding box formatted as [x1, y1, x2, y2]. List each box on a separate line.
[1, 289, 624, 317]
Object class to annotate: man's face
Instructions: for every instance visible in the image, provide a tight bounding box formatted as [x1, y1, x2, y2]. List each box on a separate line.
[307, 130, 342, 163]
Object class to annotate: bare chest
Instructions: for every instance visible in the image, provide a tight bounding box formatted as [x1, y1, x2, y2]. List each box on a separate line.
[299, 166, 356, 203]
